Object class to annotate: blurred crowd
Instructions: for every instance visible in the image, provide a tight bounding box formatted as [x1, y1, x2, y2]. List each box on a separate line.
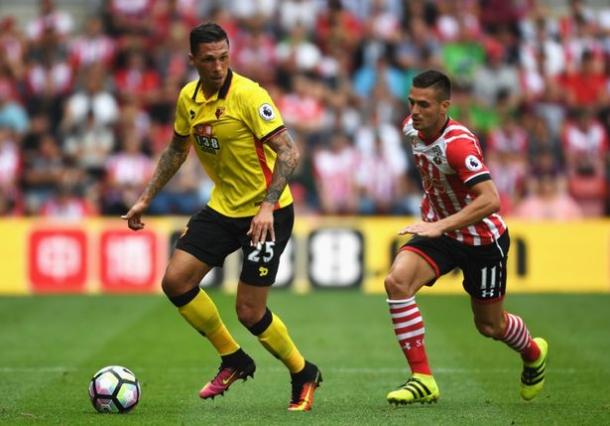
[1, 0, 610, 220]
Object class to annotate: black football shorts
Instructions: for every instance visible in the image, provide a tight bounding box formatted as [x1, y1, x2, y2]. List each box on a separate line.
[175, 204, 294, 286]
[401, 230, 510, 302]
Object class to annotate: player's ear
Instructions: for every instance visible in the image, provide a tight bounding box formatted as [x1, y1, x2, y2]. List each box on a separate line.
[440, 99, 451, 114]
[188, 52, 194, 65]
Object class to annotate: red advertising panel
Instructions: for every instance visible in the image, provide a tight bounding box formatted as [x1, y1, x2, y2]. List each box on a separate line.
[29, 229, 87, 293]
[100, 230, 157, 293]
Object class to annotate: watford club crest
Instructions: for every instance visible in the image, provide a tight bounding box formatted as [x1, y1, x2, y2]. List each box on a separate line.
[215, 107, 225, 119]
[195, 124, 212, 137]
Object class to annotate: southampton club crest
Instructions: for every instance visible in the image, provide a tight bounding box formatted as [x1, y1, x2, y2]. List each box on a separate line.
[258, 103, 275, 121]
[430, 146, 443, 165]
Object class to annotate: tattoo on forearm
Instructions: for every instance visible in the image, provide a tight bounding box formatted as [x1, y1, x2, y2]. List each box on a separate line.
[143, 136, 189, 201]
[264, 130, 299, 204]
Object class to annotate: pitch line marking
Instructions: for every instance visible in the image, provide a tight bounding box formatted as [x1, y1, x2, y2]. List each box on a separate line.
[0, 366, 601, 374]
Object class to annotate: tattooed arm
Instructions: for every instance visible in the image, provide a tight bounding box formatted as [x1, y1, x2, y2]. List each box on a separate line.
[122, 134, 190, 230]
[247, 129, 300, 245]
[264, 130, 300, 203]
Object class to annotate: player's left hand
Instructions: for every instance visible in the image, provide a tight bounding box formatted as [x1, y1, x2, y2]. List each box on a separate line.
[247, 202, 276, 247]
[398, 221, 444, 238]
[121, 200, 149, 231]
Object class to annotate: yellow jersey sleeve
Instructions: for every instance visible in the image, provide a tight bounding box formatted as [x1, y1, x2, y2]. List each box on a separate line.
[174, 87, 191, 137]
[237, 84, 285, 142]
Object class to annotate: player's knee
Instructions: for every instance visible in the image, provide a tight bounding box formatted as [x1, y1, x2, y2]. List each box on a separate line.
[236, 301, 264, 328]
[384, 273, 416, 299]
[474, 319, 504, 339]
[161, 267, 195, 298]
[161, 273, 180, 298]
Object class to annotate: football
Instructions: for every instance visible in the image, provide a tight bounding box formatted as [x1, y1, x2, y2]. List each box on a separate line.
[88, 365, 141, 413]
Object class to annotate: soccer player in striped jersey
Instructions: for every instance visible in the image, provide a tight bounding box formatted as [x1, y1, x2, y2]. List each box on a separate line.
[122, 23, 321, 411]
[384, 70, 547, 405]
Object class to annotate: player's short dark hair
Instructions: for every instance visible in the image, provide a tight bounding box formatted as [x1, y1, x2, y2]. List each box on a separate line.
[190, 22, 229, 54]
[412, 70, 451, 100]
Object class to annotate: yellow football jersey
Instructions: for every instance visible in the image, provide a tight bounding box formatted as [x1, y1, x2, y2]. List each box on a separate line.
[174, 70, 293, 217]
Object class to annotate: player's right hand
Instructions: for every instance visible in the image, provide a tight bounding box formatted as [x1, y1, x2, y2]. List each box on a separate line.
[398, 221, 444, 238]
[121, 201, 149, 231]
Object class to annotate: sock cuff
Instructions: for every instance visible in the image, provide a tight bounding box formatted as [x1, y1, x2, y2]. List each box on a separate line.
[290, 360, 314, 381]
[387, 297, 416, 305]
[168, 286, 200, 307]
[220, 348, 248, 366]
[247, 308, 273, 336]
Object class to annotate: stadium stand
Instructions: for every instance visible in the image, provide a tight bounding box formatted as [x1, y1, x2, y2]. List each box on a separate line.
[0, 0, 609, 218]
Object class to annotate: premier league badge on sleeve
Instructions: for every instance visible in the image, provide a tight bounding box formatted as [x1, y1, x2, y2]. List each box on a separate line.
[465, 155, 483, 171]
[259, 104, 275, 121]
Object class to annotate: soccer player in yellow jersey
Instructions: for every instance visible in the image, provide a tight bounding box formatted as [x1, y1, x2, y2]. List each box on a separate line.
[122, 23, 321, 411]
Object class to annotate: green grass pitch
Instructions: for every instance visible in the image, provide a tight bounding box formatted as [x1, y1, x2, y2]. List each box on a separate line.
[1, 292, 609, 425]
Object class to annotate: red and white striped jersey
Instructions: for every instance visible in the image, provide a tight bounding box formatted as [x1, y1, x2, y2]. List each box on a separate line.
[402, 116, 506, 246]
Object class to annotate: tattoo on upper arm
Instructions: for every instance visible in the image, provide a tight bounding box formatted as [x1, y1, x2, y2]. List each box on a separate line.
[143, 134, 190, 200]
[264, 130, 299, 204]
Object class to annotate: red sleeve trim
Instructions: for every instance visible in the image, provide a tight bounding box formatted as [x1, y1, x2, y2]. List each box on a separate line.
[259, 125, 287, 144]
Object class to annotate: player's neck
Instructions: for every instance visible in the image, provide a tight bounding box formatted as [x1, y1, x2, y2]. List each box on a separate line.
[420, 116, 449, 142]
[202, 83, 221, 99]
[201, 77, 226, 99]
